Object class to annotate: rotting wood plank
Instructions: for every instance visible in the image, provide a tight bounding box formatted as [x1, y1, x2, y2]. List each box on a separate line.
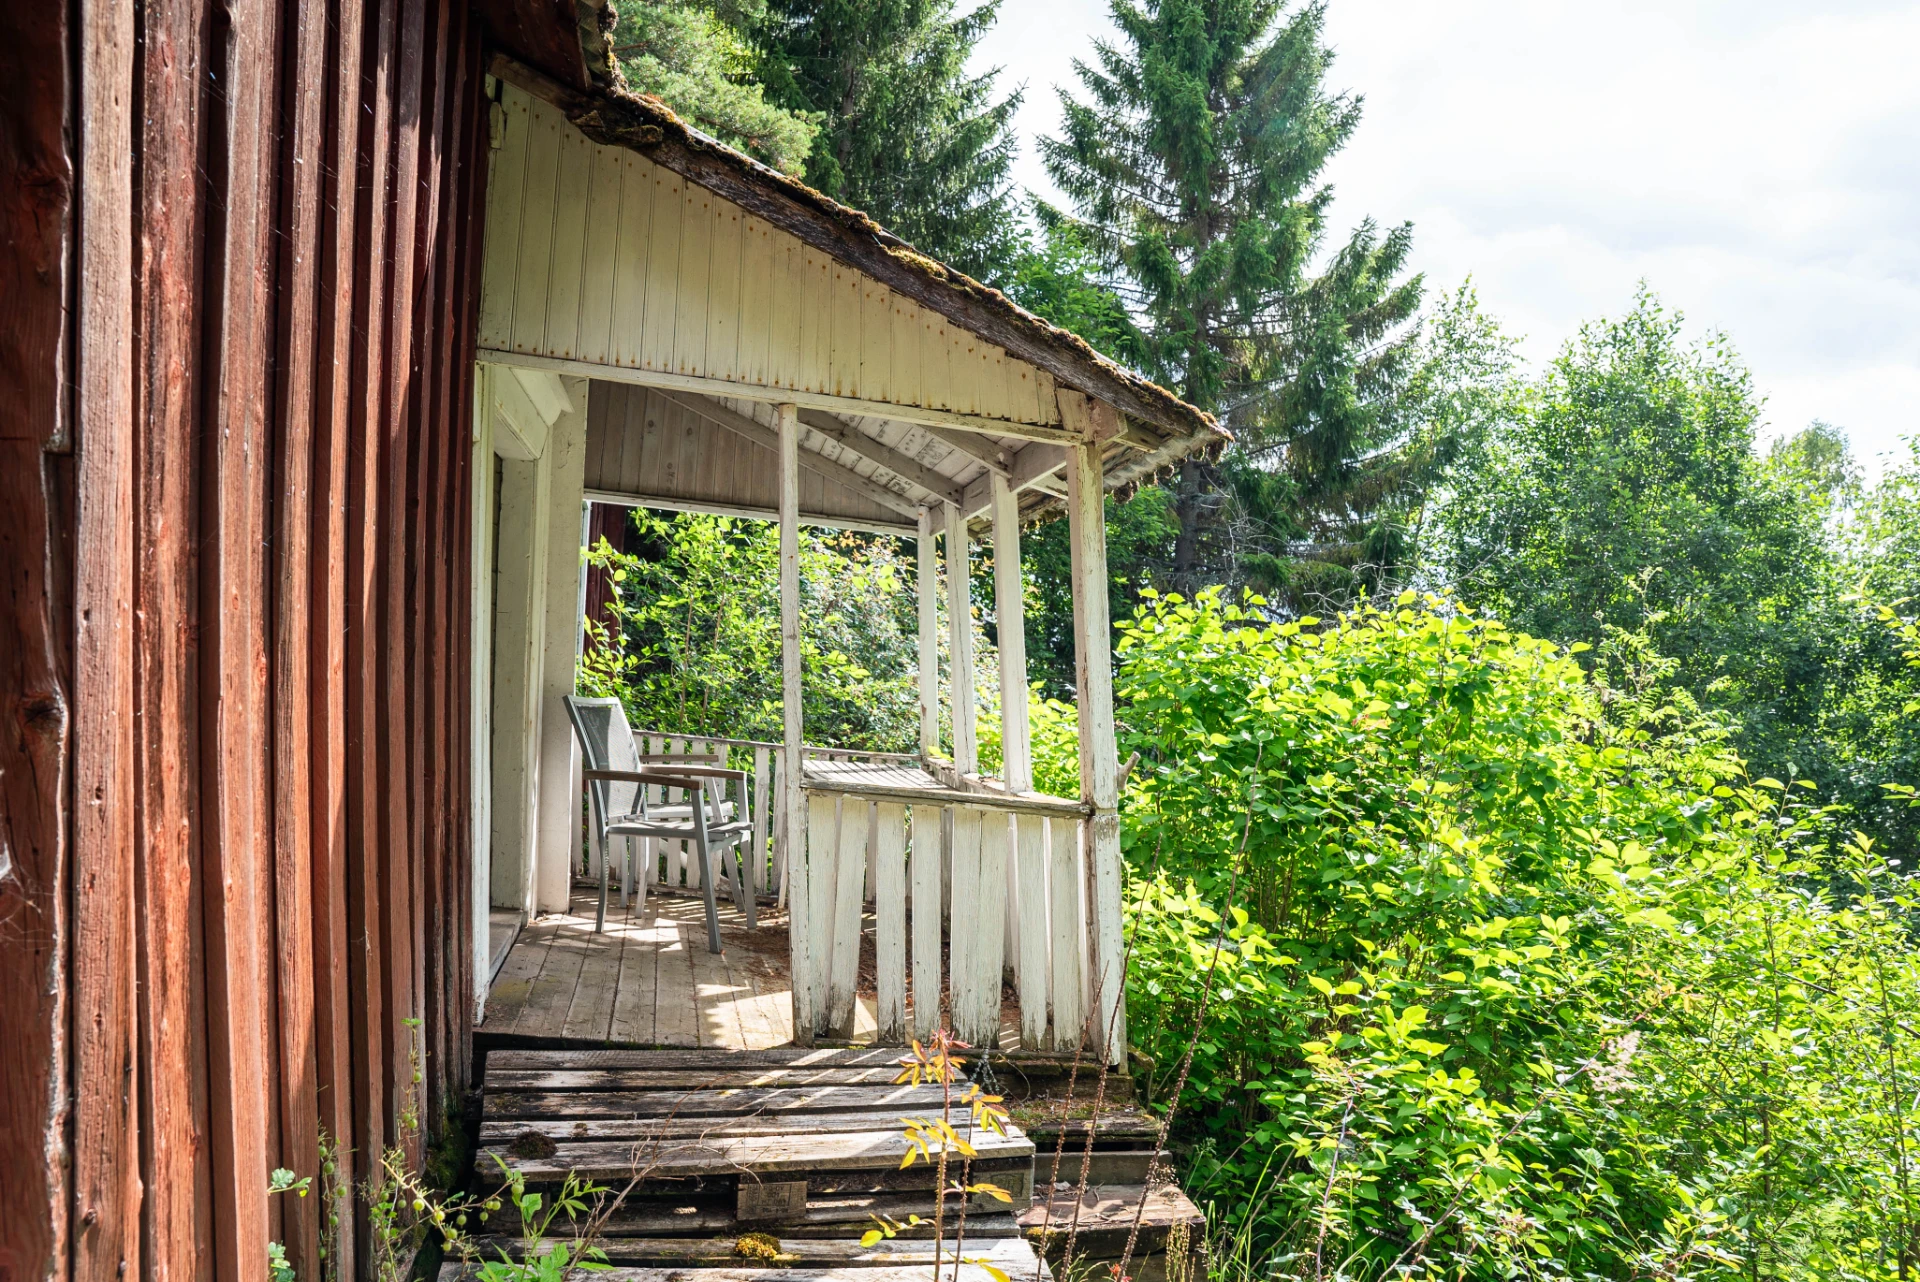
[481, 1084, 954, 1121]
[443, 1264, 1025, 1282]
[476, 1128, 1033, 1180]
[561, 909, 628, 1040]
[485, 1196, 1023, 1240]
[479, 1109, 1001, 1143]
[486, 1039, 909, 1070]
[514, 922, 595, 1040]
[70, 0, 140, 1270]
[691, 922, 747, 1050]
[485, 1066, 913, 1091]
[450, 1236, 1044, 1270]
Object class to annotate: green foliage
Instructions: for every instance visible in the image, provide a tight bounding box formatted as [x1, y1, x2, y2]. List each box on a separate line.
[581, 509, 976, 750]
[1071, 587, 1920, 1278]
[754, 0, 1021, 278]
[611, 0, 819, 172]
[1041, 0, 1429, 590]
[1433, 291, 1920, 863]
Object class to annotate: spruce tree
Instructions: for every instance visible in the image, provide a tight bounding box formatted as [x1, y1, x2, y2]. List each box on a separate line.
[754, 0, 1022, 279]
[1042, 0, 1427, 598]
[612, 0, 820, 173]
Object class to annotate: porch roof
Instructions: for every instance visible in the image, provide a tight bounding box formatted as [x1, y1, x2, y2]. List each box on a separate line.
[482, 41, 1226, 530]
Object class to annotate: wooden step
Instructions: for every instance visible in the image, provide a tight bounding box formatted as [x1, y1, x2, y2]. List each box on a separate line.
[441, 1263, 1036, 1282]
[449, 1234, 1044, 1270]
[481, 1109, 1009, 1144]
[485, 1066, 910, 1091]
[1017, 1183, 1206, 1258]
[483, 1084, 953, 1120]
[490, 1193, 1024, 1239]
[487, 1048, 915, 1071]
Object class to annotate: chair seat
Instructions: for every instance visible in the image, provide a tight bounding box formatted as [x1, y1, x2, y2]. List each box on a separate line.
[606, 816, 751, 842]
[636, 801, 736, 823]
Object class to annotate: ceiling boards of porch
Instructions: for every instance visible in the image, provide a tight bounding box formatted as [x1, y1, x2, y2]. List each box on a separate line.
[481, 85, 1065, 435]
[584, 381, 1077, 533]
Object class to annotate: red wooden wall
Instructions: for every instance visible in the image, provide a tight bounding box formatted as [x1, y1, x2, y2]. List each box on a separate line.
[0, 0, 536, 1276]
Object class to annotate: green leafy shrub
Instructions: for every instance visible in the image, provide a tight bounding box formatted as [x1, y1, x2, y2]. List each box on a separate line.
[1085, 588, 1920, 1280]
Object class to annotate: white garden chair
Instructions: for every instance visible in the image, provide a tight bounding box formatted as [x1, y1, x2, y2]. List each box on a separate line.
[564, 696, 752, 951]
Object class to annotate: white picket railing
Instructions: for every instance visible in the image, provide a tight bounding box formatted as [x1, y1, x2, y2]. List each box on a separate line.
[605, 732, 1099, 1052]
[797, 760, 1095, 1052]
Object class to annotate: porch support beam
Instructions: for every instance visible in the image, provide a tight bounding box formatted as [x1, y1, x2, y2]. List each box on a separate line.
[581, 487, 917, 538]
[945, 501, 977, 773]
[778, 402, 814, 1044]
[990, 475, 1031, 793]
[534, 377, 591, 913]
[480, 348, 1084, 446]
[658, 390, 921, 519]
[917, 506, 941, 758]
[1066, 435, 1126, 1066]
[798, 409, 965, 507]
[958, 443, 1069, 521]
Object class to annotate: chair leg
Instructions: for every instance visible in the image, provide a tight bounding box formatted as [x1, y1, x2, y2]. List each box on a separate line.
[596, 826, 609, 933]
[727, 839, 754, 929]
[695, 834, 723, 954]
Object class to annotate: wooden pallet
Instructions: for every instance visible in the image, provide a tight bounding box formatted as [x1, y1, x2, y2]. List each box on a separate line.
[479, 1048, 1039, 1219]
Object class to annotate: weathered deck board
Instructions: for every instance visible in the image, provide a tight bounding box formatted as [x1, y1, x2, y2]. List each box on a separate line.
[481, 1083, 951, 1120]
[483, 889, 793, 1047]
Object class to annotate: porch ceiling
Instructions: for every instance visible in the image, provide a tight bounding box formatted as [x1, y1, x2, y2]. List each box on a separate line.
[582, 381, 1095, 532]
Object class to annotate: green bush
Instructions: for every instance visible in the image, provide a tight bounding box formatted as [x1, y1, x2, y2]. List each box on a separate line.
[1090, 588, 1920, 1280]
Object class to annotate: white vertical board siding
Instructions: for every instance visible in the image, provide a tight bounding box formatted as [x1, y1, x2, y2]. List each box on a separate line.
[910, 803, 945, 1041]
[827, 797, 870, 1039]
[481, 86, 1065, 429]
[874, 803, 908, 1043]
[1014, 813, 1049, 1048]
[1047, 816, 1086, 1050]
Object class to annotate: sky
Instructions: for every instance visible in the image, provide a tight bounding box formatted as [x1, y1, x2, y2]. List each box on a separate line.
[970, 0, 1920, 475]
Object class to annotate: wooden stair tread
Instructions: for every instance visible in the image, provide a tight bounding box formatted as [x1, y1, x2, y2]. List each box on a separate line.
[449, 1235, 1042, 1268]
[488, 1048, 915, 1071]
[482, 1110, 1010, 1143]
[478, 1128, 1035, 1181]
[483, 1084, 953, 1120]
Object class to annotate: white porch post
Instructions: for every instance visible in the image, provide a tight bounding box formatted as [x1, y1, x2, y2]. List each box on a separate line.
[471, 375, 497, 1021]
[944, 501, 977, 773]
[917, 506, 941, 758]
[534, 377, 590, 913]
[1066, 434, 1126, 1065]
[779, 402, 814, 1043]
[990, 474, 1031, 792]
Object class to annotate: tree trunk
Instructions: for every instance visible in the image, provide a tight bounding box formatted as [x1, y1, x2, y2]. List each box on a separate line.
[1172, 454, 1203, 588]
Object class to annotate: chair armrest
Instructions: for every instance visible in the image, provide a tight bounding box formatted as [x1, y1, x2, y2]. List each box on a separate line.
[583, 767, 713, 794]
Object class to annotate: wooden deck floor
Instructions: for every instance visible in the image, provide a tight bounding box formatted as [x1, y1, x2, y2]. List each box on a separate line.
[484, 888, 1023, 1049]
[483, 890, 800, 1048]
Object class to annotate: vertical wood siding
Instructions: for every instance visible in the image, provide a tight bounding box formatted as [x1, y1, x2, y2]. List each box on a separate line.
[1, 0, 496, 1274]
[480, 87, 1064, 430]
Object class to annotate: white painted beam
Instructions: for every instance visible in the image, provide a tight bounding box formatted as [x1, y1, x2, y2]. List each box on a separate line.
[958, 442, 1069, 520]
[581, 487, 917, 537]
[778, 403, 815, 1045]
[657, 390, 922, 519]
[991, 473, 1031, 793]
[798, 409, 965, 507]
[945, 501, 977, 773]
[534, 377, 590, 913]
[1066, 435, 1126, 1066]
[480, 347, 1084, 446]
[917, 506, 940, 758]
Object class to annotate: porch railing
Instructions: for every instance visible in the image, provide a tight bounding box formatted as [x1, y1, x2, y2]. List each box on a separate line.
[798, 762, 1097, 1053]
[604, 730, 1104, 1055]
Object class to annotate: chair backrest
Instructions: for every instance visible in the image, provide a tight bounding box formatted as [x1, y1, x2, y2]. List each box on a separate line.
[564, 697, 642, 831]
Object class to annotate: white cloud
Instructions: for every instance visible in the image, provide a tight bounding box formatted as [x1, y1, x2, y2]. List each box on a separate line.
[971, 0, 1920, 473]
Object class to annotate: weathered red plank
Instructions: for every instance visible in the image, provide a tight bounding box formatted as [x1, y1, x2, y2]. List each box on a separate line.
[198, 0, 285, 1275]
[0, 0, 74, 1272]
[379, 0, 427, 1163]
[267, 0, 335, 1273]
[71, 0, 142, 1276]
[347, 0, 397, 1176]
[131, 0, 217, 1274]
